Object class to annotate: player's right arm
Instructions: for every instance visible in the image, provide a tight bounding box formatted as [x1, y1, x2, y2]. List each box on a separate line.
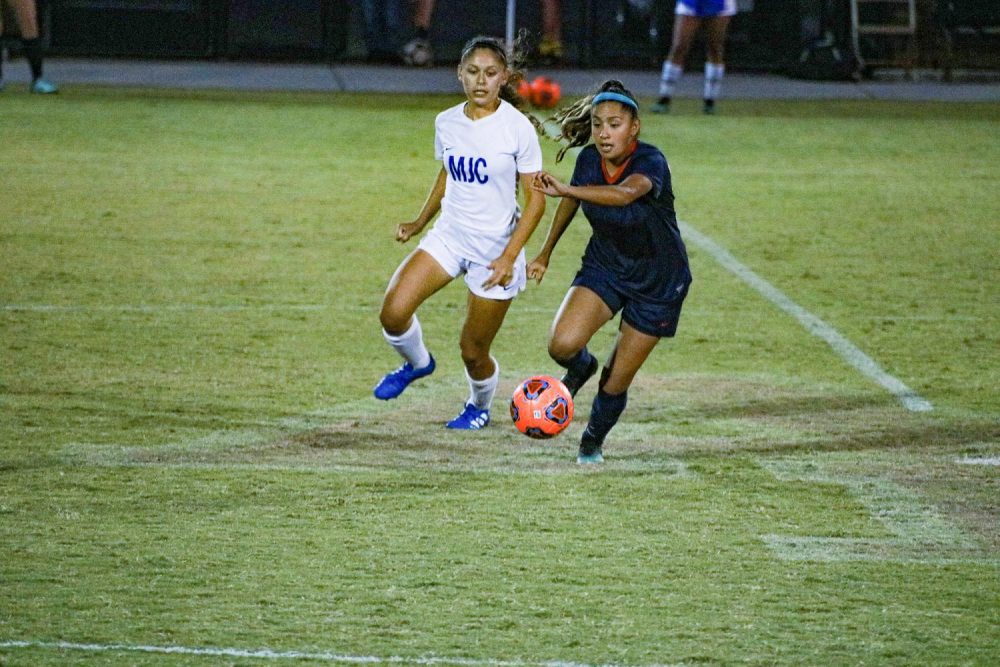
[535, 170, 651, 207]
[396, 167, 447, 243]
[526, 194, 580, 284]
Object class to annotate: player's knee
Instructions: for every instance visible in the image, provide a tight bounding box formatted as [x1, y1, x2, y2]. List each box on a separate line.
[668, 41, 692, 63]
[378, 304, 409, 336]
[458, 338, 488, 368]
[547, 336, 580, 366]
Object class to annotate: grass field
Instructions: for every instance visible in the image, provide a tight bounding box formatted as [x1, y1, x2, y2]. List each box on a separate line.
[2, 86, 998, 665]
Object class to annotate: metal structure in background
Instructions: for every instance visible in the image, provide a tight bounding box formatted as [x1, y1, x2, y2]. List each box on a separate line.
[938, 0, 1000, 79]
[849, 0, 917, 73]
[506, 0, 516, 51]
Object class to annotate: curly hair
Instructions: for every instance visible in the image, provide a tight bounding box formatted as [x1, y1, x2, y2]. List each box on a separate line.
[547, 80, 639, 162]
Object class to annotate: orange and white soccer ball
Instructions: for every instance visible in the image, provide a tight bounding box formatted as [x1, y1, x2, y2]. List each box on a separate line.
[529, 76, 561, 109]
[510, 375, 573, 439]
[517, 76, 562, 110]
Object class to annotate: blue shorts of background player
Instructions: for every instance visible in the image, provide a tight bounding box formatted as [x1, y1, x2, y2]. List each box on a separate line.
[675, 0, 737, 18]
[572, 261, 688, 338]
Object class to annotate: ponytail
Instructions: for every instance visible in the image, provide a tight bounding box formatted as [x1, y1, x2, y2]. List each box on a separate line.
[547, 80, 639, 162]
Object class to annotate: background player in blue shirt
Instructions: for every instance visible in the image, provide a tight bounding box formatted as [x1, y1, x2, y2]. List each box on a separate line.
[528, 80, 692, 464]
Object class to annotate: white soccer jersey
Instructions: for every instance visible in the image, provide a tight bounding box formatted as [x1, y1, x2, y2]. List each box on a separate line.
[432, 99, 543, 264]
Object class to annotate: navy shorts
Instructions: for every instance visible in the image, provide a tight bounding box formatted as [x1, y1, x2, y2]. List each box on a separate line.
[572, 264, 689, 338]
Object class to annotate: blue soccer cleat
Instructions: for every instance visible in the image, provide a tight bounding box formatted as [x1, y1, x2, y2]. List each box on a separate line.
[373, 355, 435, 400]
[650, 97, 671, 114]
[446, 403, 490, 430]
[576, 447, 604, 464]
[576, 434, 604, 464]
[30, 78, 59, 94]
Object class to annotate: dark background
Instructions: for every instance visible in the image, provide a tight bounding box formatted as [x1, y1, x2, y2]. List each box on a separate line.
[6, 1, 998, 72]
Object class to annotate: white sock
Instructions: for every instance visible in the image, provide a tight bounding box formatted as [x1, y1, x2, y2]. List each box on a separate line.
[704, 62, 725, 101]
[382, 317, 431, 369]
[659, 61, 684, 98]
[466, 357, 499, 410]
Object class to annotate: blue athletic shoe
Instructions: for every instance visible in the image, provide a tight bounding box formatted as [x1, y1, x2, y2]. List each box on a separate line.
[373, 355, 435, 400]
[446, 403, 490, 430]
[30, 78, 59, 94]
[576, 435, 604, 464]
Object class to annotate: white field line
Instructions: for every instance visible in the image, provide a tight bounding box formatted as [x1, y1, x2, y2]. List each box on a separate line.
[955, 456, 1000, 466]
[679, 221, 933, 412]
[0, 640, 682, 667]
[761, 455, 995, 564]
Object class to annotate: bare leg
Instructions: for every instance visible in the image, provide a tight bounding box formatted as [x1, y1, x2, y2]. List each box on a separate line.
[655, 15, 703, 111]
[6, 0, 56, 92]
[8, 0, 39, 39]
[600, 322, 660, 396]
[540, 0, 561, 42]
[538, 0, 563, 62]
[666, 14, 702, 67]
[380, 248, 452, 335]
[701, 15, 731, 112]
[547, 286, 613, 364]
[703, 15, 731, 64]
[577, 321, 660, 463]
[373, 249, 452, 399]
[412, 0, 435, 32]
[459, 292, 512, 381]
[445, 291, 513, 426]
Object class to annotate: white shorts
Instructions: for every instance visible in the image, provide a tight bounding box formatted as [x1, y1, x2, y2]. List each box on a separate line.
[417, 224, 526, 301]
[676, 0, 737, 18]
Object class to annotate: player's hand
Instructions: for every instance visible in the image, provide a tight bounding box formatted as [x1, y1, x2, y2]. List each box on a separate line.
[395, 221, 422, 243]
[530, 171, 567, 197]
[483, 255, 515, 291]
[526, 256, 549, 284]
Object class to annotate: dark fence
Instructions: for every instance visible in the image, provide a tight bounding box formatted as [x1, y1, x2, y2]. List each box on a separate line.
[39, 0, 1000, 71]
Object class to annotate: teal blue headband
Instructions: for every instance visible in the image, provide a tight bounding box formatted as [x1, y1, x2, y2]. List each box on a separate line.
[591, 91, 639, 112]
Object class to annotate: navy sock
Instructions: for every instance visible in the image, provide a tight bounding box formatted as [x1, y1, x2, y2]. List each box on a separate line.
[22, 38, 44, 80]
[582, 388, 628, 447]
[562, 347, 594, 374]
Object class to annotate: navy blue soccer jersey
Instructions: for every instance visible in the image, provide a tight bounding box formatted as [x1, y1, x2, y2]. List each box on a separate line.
[570, 141, 692, 306]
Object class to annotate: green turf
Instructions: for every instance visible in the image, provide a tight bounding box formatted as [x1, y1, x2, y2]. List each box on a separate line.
[1, 87, 998, 666]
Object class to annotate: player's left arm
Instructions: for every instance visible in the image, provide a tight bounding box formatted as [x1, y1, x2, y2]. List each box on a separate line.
[482, 171, 547, 290]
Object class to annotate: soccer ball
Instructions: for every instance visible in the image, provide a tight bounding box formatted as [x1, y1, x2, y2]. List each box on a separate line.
[401, 38, 433, 67]
[517, 78, 533, 103]
[529, 76, 561, 109]
[510, 375, 573, 439]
